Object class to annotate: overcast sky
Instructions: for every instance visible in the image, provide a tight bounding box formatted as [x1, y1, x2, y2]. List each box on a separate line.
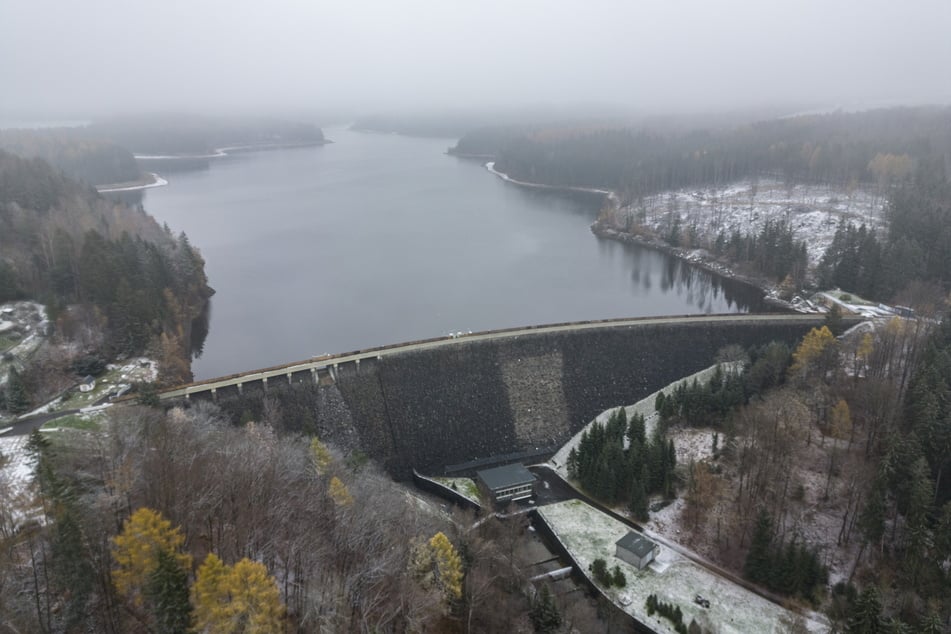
[3, 0, 950, 118]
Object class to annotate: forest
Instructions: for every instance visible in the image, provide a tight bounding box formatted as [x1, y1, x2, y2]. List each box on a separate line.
[0, 128, 142, 187]
[454, 107, 951, 302]
[0, 402, 627, 633]
[85, 115, 327, 156]
[817, 166, 951, 303]
[0, 149, 213, 407]
[458, 107, 951, 199]
[664, 317, 951, 631]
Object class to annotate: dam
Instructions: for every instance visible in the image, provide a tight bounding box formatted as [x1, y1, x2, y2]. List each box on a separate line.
[162, 314, 835, 478]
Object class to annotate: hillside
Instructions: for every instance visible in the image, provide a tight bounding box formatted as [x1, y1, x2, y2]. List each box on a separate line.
[0, 127, 142, 187]
[87, 114, 327, 156]
[0, 149, 212, 395]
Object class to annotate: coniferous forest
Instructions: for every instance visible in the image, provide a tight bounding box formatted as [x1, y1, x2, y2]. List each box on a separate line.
[0, 149, 213, 391]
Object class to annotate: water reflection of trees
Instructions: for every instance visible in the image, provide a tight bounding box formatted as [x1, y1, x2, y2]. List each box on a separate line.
[599, 238, 765, 313]
[190, 300, 211, 359]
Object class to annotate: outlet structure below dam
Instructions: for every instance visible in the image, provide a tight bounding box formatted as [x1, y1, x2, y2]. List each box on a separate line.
[161, 314, 839, 478]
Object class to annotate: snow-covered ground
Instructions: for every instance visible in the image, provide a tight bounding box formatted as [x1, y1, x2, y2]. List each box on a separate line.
[0, 432, 39, 531]
[610, 180, 886, 267]
[538, 500, 827, 633]
[487, 161, 619, 202]
[96, 172, 168, 193]
[549, 363, 740, 479]
[0, 302, 49, 394]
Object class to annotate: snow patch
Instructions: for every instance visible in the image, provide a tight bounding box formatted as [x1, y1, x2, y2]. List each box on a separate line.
[538, 500, 828, 633]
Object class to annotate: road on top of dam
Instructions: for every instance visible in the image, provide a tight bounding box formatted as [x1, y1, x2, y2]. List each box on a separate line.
[159, 312, 830, 400]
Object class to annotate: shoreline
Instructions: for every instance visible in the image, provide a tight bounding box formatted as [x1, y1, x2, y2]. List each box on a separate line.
[97, 172, 169, 193]
[102, 140, 329, 194]
[133, 139, 329, 161]
[483, 162, 792, 311]
[486, 161, 618, 203]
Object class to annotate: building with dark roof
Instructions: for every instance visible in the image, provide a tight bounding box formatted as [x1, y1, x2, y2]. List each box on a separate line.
[476, 463, 537, 505]
[615, 531, 659, 570]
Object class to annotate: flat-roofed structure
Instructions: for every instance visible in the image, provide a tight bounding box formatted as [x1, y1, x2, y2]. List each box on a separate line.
[615, 531, 659, 570]
[476, 463, 537, 505]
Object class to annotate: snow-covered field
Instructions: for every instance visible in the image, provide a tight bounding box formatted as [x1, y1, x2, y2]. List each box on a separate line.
[608, 180, 887, 267]
[538, 500, 827, 633]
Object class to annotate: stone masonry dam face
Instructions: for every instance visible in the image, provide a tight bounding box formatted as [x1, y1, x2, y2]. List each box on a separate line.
[186, 316, 829, 479]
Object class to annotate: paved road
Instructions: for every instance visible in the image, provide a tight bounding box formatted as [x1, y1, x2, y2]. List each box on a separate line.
[160, 313, 831, 399]
[0, 409, 81, 437]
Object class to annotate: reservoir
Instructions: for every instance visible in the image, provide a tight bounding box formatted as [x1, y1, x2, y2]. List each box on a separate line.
[142, 127, 764, 379]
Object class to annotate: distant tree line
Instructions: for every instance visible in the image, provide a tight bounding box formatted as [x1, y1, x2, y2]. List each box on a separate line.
[0, 128, 141, 186]
[567, 407, 675, 519]
[472, 107, 951, 199]
[86, 115, 326, 156]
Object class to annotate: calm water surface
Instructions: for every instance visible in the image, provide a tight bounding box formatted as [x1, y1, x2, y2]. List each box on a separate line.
[142, 128, 763, 379]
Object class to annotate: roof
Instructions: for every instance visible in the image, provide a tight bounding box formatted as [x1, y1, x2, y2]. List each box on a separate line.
[82, 375, 96, 384]
[476, 463, 536, 491]
[616, 531, 657, 558]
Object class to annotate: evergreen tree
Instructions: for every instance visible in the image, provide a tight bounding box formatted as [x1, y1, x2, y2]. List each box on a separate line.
[627, 411, 646, 445]
[860, 474, 887, 549]
[4, 366, 30, 414]
[630, 478, 649, 522]
[50, 507, 94, 629]
[145, 549, 192, 634]
[566, 446, 579, 479]
[744, 509, 773, 584]
[611, 565, 626, 587]
[529, 584, 561, 633]
[902, 457, 934, 584]
[847, 586, 885, 633]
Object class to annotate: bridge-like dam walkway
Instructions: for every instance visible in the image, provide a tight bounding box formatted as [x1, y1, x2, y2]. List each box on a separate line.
[161, 313, 826, 400]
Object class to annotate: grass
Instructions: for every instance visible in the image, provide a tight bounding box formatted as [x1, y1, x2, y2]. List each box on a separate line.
[59, 368, 124, 409]
[43, 414, 102, 431]
[0, 334, 19, 351]
[430, 476, 482, 504]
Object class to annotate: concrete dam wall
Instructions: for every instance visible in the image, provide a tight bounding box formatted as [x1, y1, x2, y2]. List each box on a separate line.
[190, 316, 827, 479]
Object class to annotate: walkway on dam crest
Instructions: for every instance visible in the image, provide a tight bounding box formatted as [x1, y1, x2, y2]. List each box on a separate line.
[160, 313, 830, 400]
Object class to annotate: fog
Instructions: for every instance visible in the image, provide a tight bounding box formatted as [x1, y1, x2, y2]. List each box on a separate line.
[3, 0, 950, 118]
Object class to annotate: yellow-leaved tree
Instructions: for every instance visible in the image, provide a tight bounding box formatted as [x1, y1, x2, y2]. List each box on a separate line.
[790, 325, 837, 382]
[111, 507, 192, 605]
[191, 553, 285, 633]
[310, 437, 332, 475]
[329, 476, 353, 506]
[427, 532, 463, 601]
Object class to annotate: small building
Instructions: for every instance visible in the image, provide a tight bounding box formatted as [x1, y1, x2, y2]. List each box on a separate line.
[615, 531, 659, 570]
[79, 375, 96, 393]
[476, 463, 537, 505]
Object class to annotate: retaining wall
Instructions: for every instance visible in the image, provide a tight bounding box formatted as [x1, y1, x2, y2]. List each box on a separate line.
[203, 317, 825, 478]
